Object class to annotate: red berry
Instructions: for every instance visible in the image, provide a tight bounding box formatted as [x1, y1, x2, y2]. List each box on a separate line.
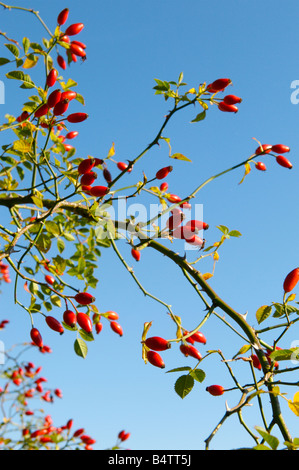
[45, 275, 55, 285]
[110, 321, 123, 336]
[271, 144, 290, 154]
[57, 8, 69, 26]
[65, 131, 79, 139]
[160, 182, 168, 192]
[255, 144, 272, 155]
[206, 385, 225, 396]
[65, 23, 84, 36]
[106, 311, 119, 320]
[77, 312, 93, 333]
[53, 99, 69, 116]
[34, 104, 49, 118]
[81, 185, 92, 195]
[63, 310, 77, 328]
[71, 40, 87, 50]
[57, 55, 67, 70]
[118, 430, 130, 442]
[189, 331, 207, 344]
[30, 328, 43, 348]
[80, 172, 97, 186]
[207, 78, 232, 93]
[255, 161, 267, 171]
[70, 43, 86, 58]
[131, 248, 141, 261]
[117, 161, 131, 172]
[89, 186, 109, 197]
[283, 268, 299, 293]
[103, 168, 112, 183]
[166, 194, 182, 204]
[166, 212, 184, 231]
[61, 90, 77, 101]
[276, 155, 292, 169]
[95, 322, 103, 334]
[250, 354, 262, 370]
[74, 292, 95, 305]
[218, 102, 238, 113]
[223, 94, 242, 105]
[46, 68, 58, 88]
[144, 336, 171, 351]
[184, 220, 209, 232]
[47, 89, 62, 108]
[67, 113, 88, 123]
[147, 350, 165, 368]
[78, 159, 95, 175]
[180, 344, 202, 361]
[45, 316, 64, 334]
[63, 144, 73, 152]
[155, 166, 173, 180]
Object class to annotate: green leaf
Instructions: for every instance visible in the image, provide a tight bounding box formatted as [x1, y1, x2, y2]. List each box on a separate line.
[256, 305, 272, 324]
[0, 58, 10, 66]
[50, 295, 61, 308]
[6, 70, 35, 89]
[79, 329, 94, 342]
[191, 110, 206, 123]
[174, 375, 194, 399]
[23, 37, 30, 54]
[166, 366, 192, 374]
[270, 348, 299, 362]
[255, 426, 279, 450]
[74, 338, 88, 358]
[189, 369, 206, 383]
[5, 43, 19, 58]
[228, 230, 242, 237]
[45, 221, 60, 237]
[57, 238, 65, 253]
[35, 233, 51, 253]
[217, 225, 229, 235]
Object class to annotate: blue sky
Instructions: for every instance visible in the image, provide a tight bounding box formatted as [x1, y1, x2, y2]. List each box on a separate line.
[1, 0, 299, 450]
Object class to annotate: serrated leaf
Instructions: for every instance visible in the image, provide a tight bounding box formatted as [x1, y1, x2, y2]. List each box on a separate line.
[5, 43, 19, 58]
[229, 230, 242, 237]
[189, 369, 206, 383]
[79, 329, 94, 342]
[35, 233, 51, 253]
[256, 305, 272, 324]
[288, 392, 299, 417]
[50, 295, 61, 308]
[45, 221, 60, 236]
[255, 426, 279, 450]
[174, 374, 194, 399]
[74, 338, 88, 358]
[23, 37, 30, 54]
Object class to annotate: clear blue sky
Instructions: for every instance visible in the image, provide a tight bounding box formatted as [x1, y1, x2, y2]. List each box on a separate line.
[1, 0, 299, 450]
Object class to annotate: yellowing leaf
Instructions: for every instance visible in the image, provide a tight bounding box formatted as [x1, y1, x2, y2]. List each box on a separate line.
[170, 153, 192, 162]
[23, 56, 39, 69]
[13, 140, 32, 153]
[107, 142, 115, 158]
[288, 392, 299, 416]
[213, 251, 219, 261]
[239, 162, 251, 185]
[202, 273, 213, 280]
[188, 87, 197, 94]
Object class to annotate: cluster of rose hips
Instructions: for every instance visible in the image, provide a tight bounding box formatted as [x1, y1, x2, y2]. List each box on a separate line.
[254, 143, 292, 172]
[206, 78, 242, 113]
[142, 331, 225, 397]
[0, 261, 11, 284]
[56, 8, 86, 69]
[29, 290, 123, 348]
